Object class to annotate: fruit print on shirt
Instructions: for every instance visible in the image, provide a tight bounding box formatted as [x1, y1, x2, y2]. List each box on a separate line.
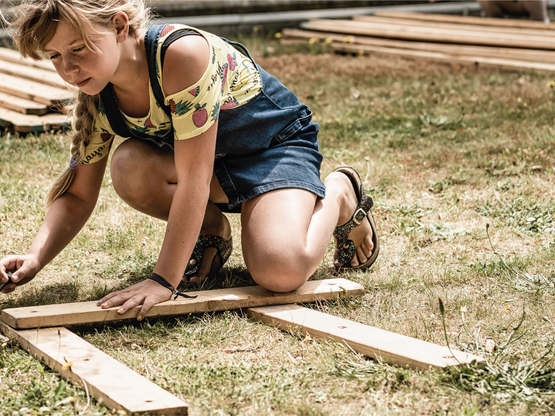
[192, 103, 208, 127]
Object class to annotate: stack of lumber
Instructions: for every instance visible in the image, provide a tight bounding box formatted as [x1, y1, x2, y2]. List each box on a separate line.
[283, 11, 555, 72]
[0, 47, 73, 133]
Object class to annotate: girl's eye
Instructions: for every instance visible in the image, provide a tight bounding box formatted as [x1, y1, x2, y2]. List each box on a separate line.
[72, 46, 85, 53]
[49, 53, 60, 60]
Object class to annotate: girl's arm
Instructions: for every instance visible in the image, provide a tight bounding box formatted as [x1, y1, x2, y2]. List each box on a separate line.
[98, 34, 217, 319]
[0, 156, 109, 292]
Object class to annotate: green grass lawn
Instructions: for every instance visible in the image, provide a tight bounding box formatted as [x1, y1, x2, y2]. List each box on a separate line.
[2, 36, 555, 415]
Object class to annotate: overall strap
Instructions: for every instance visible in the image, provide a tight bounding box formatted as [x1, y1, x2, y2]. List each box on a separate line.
[146, 25, 202, 117]
[98, 25, 203, 143]
[97, 25, 173, 143]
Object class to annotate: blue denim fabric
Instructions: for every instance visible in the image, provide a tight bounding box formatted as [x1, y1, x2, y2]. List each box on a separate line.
[215, 64, 325, 210]
[213, 38, 325, 210]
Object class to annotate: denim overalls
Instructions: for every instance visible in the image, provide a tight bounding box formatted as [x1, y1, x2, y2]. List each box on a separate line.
[100, 24, 326, 211]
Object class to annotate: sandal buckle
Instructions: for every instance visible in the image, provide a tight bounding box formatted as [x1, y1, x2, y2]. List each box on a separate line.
[353, 207, 367, 225]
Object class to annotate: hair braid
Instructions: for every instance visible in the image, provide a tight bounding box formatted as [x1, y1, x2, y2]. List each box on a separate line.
[45, 91, 100, 207]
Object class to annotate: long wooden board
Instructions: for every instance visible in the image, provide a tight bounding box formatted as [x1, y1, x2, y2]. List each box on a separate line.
[0, 47, 57, 72]
[247, 304, 485, 371]
[373, 10, 555, 30]
[282, 28, 555, 63]
[0, 91, 49, 115]
[0, 73, 73, 106]
[1, 323, 188, 415]
[301, 19, 555, 49]
[0, 107, 70, 132]
[0, 59, 71, 89]
[2, 278, 364, 329]
[330, 42, 555, 73]
[355, 15, 555, 37]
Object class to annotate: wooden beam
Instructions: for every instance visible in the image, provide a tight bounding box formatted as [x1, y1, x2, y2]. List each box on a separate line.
[373, 10, 555, 30]
[301, 19, 555, 49]
[0, 59, 73, 90]
[247, 304, 485, 371]
[0, 91, 50, 115]
[330, 42, 555, 73]
[1, 323, 188, 415]
[0, 73, 73, 106]
[282, 28, 555, 63]
[0, 47, 57, 72]
[2, 278, 364, 329]
[354, 15, 555, 37]
[0, 107, 70, 132]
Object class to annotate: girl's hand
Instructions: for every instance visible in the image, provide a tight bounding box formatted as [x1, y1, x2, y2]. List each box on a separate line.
[97, 279, 172, 321]
[0, 254, 41, 293]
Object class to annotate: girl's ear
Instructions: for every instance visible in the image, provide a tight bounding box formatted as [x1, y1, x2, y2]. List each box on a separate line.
[112, 12, 130, 43]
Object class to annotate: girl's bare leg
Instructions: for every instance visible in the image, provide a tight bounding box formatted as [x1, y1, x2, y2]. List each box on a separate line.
[240, 171, 375, 292]
[110, 139, 231, 282]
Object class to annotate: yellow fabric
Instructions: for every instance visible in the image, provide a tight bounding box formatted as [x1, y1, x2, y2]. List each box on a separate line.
[76, 24, 262, 165]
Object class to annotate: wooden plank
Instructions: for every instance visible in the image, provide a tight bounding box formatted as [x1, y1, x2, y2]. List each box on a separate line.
[247, 304, 485, 371]
[330, 42, 555, 73]
[373, 10, 555, 30]
[354, 15, 555, 37]
[283, 28, 555, 63]
[0, 107, 70, 132]
[301, 19, 555, 49]
[1, 278, 364, 329]
[0, 323, 188, 415]
[0, 47, 57, 72]
[0, 91, 50, 115]
[0, 73, 73, 106]
[0, 59, 72, 90]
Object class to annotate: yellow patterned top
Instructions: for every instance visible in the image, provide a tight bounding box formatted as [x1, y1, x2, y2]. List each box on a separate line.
[76, 24, 262, 165]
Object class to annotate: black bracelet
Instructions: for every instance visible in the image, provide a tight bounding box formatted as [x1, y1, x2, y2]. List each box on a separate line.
[148, 273, 198, 300]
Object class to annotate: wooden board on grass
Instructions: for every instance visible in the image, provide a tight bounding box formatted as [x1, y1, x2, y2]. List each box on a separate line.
[0, 47, 57, 72]
[330, 42, 555, 73]
[0, 73, 73, 106]
[0, 106, 70, 132]
[0, 91, 50, 115]
[1, 323, 188, 415]
[2, 278, 364, 329]
[0, 59, 71, 90]
[373, 11, 555, 30]
[354, 15, 555, 37]
[247, 304, 485, 371]
[282, 28, 555, 63]
[301, 19, 555, 49]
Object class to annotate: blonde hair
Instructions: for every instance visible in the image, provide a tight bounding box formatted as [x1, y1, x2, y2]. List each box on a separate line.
[10, 0, 152, 206]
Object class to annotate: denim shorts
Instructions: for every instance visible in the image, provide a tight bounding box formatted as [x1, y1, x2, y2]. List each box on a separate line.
[214, 53, 325, 211]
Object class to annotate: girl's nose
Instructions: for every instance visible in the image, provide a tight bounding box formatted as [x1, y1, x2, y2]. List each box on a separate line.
[63, 58, 78, 75]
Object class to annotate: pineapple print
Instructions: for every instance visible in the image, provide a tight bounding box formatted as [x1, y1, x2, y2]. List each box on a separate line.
[169, 99, 193, 116]
[211, 102, 220, 121]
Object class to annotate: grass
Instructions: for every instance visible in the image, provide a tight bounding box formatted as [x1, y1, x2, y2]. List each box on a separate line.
[2, 33, 555, 415]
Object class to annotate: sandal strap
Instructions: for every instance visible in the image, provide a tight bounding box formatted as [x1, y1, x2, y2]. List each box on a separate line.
[185, 234, 233, 276]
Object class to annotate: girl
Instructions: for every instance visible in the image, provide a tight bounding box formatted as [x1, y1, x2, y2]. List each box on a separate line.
[0, 0, 379, 320]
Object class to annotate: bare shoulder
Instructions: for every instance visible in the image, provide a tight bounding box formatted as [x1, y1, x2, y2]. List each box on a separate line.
[162, 35, 210, 96]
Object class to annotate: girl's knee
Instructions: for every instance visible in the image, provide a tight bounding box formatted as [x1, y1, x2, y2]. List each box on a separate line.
[246, 252, 313, 293]
[111, 143, 147, 200]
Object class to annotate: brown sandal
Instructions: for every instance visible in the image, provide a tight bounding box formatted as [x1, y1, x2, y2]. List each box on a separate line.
[184, 234, 233, 280]
[333, 167, 379, 271]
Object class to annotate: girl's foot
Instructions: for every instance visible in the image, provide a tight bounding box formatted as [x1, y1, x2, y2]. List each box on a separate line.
[184, 202, 233, 284]
[327, 167, 379, 270]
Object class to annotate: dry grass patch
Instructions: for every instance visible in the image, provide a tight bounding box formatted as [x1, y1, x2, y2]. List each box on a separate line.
[2, 39, 555, 415]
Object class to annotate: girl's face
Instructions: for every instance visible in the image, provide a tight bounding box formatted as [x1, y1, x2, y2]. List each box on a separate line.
[44, 18, 123, 95]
